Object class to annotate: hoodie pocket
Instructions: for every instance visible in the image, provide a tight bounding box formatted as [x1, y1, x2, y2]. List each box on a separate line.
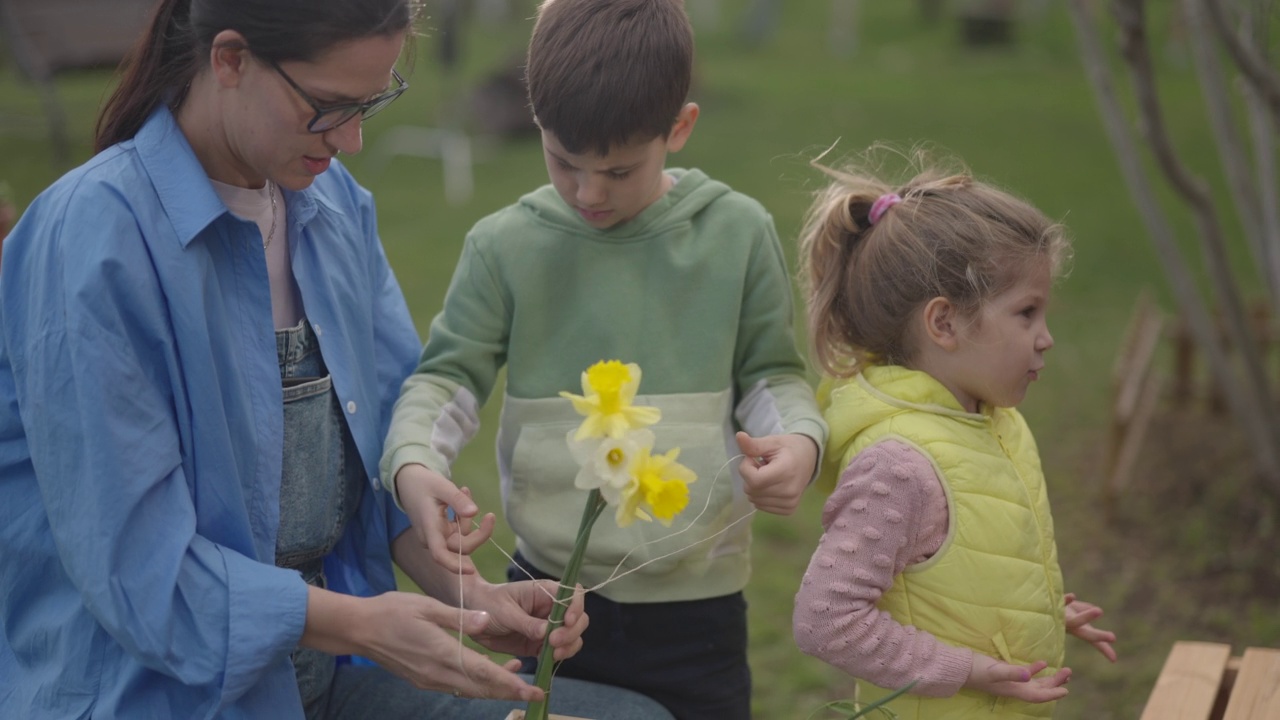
[507, 418, 734, 580]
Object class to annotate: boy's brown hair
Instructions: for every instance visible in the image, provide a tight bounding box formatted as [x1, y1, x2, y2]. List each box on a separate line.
[526, 0, 693, 155]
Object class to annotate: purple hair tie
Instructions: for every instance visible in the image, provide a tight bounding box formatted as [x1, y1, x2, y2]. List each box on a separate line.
[868, 193, 902, 226]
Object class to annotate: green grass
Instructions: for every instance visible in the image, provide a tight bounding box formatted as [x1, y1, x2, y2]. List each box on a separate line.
[2, 2, 1275, 718]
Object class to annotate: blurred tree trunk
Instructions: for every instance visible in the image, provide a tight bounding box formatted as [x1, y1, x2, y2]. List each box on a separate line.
[1067, 0, 1280, 497]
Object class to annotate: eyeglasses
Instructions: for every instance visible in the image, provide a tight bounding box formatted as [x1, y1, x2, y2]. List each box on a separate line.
[268, 59, 408, 133]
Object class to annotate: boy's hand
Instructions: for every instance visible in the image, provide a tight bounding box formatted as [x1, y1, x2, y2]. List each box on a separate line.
[965, 655, 1071, 703]
[395, 463, 496, 574]
[735, 431, 818, 515]
[1064, 592, 1118, 662]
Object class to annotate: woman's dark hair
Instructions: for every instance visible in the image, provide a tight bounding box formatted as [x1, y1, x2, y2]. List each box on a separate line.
[94, 0, 415, 152]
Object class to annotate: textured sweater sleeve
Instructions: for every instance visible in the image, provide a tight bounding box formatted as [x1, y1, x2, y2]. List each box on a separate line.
[793, 440, 972, 697]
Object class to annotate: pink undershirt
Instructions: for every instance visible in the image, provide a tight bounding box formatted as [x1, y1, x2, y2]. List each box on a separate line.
[209, 179, 303, 329]
[793, 439, 974, 697]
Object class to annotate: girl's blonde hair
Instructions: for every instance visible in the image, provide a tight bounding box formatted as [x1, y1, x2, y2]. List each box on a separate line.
[798, 146, 1072, 376]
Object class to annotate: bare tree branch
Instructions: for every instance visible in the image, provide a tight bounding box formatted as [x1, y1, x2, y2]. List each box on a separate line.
[1067, 0, 1280, 492]
[1182, 0, 1274, 302]
[1202, 0, 1280, 129]
[1112, 0, 1273, 406]
[1239, 0, 1280, 315]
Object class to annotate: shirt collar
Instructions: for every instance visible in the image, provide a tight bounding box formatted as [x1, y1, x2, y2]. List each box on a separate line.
[133, 106, 329, 248]
[134, 106, 227, 249]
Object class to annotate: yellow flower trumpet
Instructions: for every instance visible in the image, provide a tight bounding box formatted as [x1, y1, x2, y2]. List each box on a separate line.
[559, 360, 661, 440]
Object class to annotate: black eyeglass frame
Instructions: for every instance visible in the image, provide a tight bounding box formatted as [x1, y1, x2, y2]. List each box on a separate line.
[267, 59, 408, 133]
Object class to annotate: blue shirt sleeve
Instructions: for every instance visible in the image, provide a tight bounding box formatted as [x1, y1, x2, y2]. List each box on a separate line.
[5, 178, 308, 708]
[368, 212, 418, 544]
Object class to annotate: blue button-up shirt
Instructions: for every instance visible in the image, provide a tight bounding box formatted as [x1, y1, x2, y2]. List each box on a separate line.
[0, 107, 420, 718]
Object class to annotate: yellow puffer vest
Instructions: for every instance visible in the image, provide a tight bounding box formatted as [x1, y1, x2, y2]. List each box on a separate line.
[820, 366, 1065, 719]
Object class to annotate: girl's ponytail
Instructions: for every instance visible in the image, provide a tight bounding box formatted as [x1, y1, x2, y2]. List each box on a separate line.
[797, 168, 890, 376]
[797, 145, 1071, 378]
[94, 0, 198, 153]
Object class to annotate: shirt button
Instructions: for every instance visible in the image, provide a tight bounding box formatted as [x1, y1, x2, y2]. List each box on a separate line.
[346, 401, 357, 414]
[313, 324, 323, 336]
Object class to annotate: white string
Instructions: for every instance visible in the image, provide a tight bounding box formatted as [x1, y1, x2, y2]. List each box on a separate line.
[583, 454, 756, 593]
[452, 510, 477, 689]
[488, 454, 756, 606]
[448, 453, 761, 692]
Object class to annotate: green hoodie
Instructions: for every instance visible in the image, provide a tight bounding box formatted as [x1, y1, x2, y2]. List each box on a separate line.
[381, 169, 826, 602]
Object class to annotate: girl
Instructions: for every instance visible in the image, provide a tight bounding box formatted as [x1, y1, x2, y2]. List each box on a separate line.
[792, 151, 1117, 719]
[0, 0, 670, 718]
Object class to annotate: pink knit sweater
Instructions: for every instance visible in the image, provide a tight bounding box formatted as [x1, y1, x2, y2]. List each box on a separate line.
[793, 439, 974, 696]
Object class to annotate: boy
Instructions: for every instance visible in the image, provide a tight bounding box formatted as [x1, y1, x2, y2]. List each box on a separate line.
[380, 1, 826, 716]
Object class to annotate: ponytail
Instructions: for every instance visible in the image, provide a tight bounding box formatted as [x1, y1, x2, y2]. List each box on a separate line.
[94, 0, 198, 152]
[797, 144, 1071, 377]
[797, 165, 892, 376]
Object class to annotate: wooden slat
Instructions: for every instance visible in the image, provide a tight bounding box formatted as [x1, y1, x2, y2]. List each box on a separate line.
[1141, 641, 1233, 720]
[1222, 647, 1280, 720]
[1109, 369, 1164, 495]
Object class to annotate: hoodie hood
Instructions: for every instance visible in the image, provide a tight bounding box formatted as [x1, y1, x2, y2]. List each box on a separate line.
[517, 168, 732, 242]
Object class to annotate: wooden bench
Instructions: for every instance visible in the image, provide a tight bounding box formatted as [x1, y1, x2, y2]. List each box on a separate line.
[0, 0, 154, 164]
[1141, 641, 1280, 720]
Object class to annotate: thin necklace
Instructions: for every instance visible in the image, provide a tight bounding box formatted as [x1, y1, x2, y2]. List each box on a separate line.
[263, 181, 278, 250]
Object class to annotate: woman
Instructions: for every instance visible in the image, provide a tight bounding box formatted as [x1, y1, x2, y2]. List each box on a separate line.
[0, 1, 671, 718]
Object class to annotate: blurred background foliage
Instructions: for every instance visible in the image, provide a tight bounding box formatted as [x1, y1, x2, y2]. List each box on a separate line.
[1, 1, 1276, 718]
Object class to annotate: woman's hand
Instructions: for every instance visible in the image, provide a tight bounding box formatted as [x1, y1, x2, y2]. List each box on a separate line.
[462, 577, 588, 661]
[964, 655, 1071, 703]
[308, 588, 546, 701]
[1064, 592, 1118, 662]
[395, 463, 496, 574]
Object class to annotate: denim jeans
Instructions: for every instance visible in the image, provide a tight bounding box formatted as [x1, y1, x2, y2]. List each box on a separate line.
[508, 552, 752, 720]
[277, 319, 364, 705]
[305, 666, 675, 720]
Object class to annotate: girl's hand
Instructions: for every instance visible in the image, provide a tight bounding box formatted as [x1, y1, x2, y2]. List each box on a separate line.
[1064, 592, 1118, 662]
[964, 655, 1071, 703]
[395, 464, 496, 574]
[735, 431, 819, 515]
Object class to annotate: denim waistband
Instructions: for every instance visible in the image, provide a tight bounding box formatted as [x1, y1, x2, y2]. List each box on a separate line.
[277, 318, 318, 369]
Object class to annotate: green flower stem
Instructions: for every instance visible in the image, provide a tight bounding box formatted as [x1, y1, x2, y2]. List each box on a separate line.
[525, 488, 607, 720]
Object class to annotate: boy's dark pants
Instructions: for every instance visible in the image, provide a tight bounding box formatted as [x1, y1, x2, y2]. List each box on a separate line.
[508, 552, 752, 720]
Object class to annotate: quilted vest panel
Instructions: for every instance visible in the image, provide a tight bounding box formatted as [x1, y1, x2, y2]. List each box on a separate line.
[826, 368, 1065, 719]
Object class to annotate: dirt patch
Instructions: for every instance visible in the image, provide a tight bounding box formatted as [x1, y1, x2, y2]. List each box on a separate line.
[1046, 404, 1279, 718]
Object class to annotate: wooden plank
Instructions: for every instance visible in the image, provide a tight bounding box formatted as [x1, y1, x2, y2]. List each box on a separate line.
[1114, 301, 1164, 419]
[1222, 647, 1280, 720]
[1109, 369, 1165, 495]
[1111, 290, 1157, 387]
[1141, 641, 1233, 720]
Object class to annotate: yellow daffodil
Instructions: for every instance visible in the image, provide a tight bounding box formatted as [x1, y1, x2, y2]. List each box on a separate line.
[528, 360, 695, 720]
[616, 446, 696, 528]
[559, 360, 661, 440]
